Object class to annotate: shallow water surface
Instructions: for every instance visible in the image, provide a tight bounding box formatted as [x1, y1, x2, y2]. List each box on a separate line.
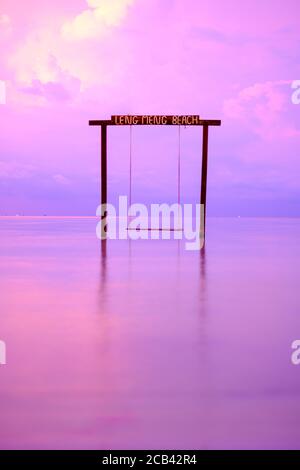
[0, 217, 300, 449]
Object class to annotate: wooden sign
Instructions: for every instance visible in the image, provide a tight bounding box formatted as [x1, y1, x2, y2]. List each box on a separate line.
[112, 115, 201, 126]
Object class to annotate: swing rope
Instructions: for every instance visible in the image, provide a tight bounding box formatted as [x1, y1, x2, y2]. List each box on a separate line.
[177, 125, 181, 208]
[129, 124, 132, 209]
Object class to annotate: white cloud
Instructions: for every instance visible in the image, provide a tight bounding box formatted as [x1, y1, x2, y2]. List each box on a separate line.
[62, 0, 135, 41]
[9, 34, 83, 105]
[9, 1, 136, 98]
[223, 80, 300, 139]
[224, 80, 290, 118]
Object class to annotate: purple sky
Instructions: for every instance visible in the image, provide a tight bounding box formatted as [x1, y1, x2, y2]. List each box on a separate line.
[0, 0, 300, 216]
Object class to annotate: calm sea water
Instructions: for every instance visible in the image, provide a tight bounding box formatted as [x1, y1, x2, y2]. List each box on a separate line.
[0, 217, 300, 449]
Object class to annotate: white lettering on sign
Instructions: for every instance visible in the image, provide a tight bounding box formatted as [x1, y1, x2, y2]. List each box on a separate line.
[112, 115, 201, 125]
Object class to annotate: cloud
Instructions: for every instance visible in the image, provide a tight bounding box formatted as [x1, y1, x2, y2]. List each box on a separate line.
[223, 80, 300, 139]
[224, 80, 290, 118]
[53, 174, 71, 185]
[10, 46, 81, 104]
[61, 0, 135, 41]
[8, 0, 137, 103]
[22, 76, 80, 102]
[0, 13, 11, 36]
[0, 160, 36, 179]
[0, 14, 10, 26]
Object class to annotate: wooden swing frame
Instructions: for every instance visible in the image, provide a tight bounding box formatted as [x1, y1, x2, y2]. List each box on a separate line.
[89, 115, 221, 243]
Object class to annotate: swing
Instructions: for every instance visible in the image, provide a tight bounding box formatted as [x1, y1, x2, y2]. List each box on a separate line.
[89, 115, 222, 244]
[127, 125, 184, 232]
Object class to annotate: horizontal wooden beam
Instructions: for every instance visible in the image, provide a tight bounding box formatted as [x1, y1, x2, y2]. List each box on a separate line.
[89, 120, 111, 126]
[89, 118, 221, 127]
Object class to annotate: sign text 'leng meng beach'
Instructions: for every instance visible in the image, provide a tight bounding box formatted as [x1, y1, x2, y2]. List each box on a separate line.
[112, 115, 202, 126]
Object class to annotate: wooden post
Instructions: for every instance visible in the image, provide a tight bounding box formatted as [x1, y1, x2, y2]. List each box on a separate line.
[101, 125, 107, 237]
[101, 125, 107, 207]
[200, 125, 209, 244]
